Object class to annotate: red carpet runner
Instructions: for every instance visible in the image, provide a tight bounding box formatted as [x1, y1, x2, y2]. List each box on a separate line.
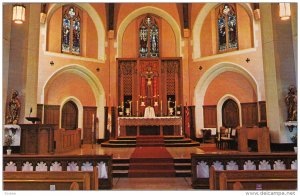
[128, 136, 176, 177]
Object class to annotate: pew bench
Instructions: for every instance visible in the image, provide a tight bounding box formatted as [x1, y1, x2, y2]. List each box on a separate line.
[3, 167, 98, 190]
[209, 167, 297, 190]
[191, 152, 297, 189]
[3, 154, 112, 189]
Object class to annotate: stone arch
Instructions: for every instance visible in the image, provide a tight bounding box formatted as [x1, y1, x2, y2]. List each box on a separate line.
[117, 6, 182, 57]
[192, 3, 256, 60]
[217, 94, 242, 129]
[43, 64, 106, 139]
[194, 62, 260, 137]
[44, 3, 105, 61]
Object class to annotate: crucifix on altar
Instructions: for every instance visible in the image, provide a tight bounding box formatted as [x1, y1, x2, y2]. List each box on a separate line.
[141, 66, 158, 106]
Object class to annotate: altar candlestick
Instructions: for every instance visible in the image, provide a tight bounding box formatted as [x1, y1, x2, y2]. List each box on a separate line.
[160, 100, 163, 115]
[175, 101, 177, 116]
[92, 114, 95, 132]
[129, 101, 132, 116]
[137, 100, 139, 116]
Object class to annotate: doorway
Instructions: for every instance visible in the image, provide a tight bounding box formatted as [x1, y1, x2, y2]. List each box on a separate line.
[222, 99, 239, 128]
[61, 101, 78, 130]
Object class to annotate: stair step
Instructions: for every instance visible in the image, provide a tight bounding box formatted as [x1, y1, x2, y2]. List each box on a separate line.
[129, 163, 174, 170]
[130, 158, 174, 163]
[128, 169, 176, 178]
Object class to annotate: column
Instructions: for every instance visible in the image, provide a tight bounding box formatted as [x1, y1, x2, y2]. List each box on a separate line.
[3, 4, 13, 123]
[6, 4, 41, 123]
[182, 29, 190, 104]
[260, 3, 296, 143]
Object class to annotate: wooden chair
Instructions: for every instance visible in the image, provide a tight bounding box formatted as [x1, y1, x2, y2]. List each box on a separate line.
[216, 127, 237, 150]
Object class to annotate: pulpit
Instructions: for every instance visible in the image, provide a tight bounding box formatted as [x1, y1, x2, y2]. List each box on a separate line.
[237, 127, 271, 153]
[19, 124, 56, 154]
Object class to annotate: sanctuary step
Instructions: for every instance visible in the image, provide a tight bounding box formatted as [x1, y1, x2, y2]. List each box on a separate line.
[101, 136, 200, 148]
[112, 158, 191, 178]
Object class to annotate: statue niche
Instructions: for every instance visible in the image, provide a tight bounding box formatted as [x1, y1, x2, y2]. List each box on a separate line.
[7, 90, 21, 124]
[285, 85, 297, 121]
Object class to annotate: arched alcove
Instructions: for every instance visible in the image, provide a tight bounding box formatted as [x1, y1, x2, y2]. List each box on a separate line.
[43, 3, 105, 61]
[43, 64, 106, 139]
[192, 3, 256, 60]
[117, 6, 182, 57]
[194, 62, 260, 137]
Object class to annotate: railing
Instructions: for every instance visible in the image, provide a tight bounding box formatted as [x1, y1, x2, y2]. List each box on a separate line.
[3, 154, 113, 189]
[191, 152, 297, 189]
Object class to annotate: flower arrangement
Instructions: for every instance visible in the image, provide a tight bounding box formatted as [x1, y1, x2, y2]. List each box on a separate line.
[4, 134, 14, 149]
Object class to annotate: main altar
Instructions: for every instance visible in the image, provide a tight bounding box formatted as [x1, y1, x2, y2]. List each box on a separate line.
[116, 58, 183, 137]
[118, 116, 182, 136]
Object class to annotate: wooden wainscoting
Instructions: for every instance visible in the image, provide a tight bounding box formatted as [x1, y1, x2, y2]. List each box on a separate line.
[44, 105, 60, 125]
[241, 102, 258, 127]
[203, 105, 217, 128]
[83, 106, 97, 144]
[55, 128, 81, 153]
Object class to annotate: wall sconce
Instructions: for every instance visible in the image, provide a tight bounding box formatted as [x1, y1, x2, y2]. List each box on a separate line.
[12, 4, 26, 24]
[253, 3, 260, 20]
[50, 61, 54, 66]
[40, 4, 47, 24]
[279, 3, 291, 20]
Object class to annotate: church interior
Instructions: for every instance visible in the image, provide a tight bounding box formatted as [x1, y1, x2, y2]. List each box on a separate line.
[2, 2, 298, 191]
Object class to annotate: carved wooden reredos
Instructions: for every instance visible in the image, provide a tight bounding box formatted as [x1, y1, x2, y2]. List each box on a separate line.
[117, 58, 182, 116]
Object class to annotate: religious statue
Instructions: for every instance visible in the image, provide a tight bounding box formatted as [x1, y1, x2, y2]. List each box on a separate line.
[7, 90, 21, 124]
[285, 85, 297, 121]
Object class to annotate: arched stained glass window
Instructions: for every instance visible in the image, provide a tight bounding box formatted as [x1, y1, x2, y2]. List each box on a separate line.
[62, 6, 81, 55]
[139, 15, 159, 58]
[216, 4, 238, 52]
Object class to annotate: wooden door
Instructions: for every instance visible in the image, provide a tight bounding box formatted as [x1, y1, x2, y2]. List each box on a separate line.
[222, 99, 239, 128]
[61, 101, 78, 130]
[83, 107, 97, 144]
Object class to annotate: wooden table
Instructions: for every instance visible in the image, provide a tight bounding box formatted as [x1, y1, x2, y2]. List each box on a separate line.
[118, 117, 182, 136]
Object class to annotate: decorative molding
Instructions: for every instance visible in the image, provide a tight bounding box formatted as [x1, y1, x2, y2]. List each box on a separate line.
[43, 51, 105, 63]
[193, 48, 257, 62]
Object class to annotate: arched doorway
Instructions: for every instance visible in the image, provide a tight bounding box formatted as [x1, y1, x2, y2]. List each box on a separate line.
[222, 99, 239, 128]
[61, 101, 78, 130]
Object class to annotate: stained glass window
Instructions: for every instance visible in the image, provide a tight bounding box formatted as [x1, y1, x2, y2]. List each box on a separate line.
[61, 6, 82, 55]
[216, 4, 238, 52]
[139, 15, 159, 58]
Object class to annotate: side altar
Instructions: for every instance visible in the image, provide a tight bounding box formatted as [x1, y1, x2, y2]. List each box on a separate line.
[118, 117, 182, 136]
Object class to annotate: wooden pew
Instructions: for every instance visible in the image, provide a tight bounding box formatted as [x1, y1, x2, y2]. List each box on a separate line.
[191, 152, 297, 189]
[3, 154, 112, 189]
[3, 168, 99, 190]
[218, 170, 297, 190]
